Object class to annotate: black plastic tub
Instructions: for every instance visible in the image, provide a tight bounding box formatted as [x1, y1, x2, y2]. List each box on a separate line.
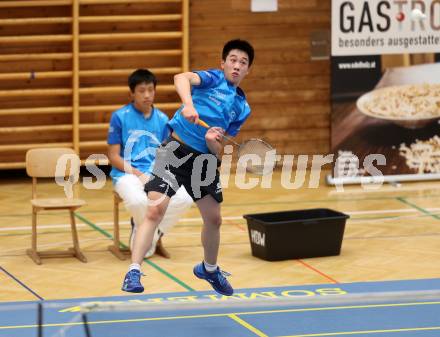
[243, 208, 349, 261]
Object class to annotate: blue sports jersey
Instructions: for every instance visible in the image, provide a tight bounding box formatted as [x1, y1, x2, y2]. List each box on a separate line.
[107, 103, 169, 184]
[168, 69, 251, 153]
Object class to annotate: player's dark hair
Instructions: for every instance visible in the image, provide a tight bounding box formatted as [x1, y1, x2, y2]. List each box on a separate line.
[128, 69, 157, 92]
[222, 39, 254, 67]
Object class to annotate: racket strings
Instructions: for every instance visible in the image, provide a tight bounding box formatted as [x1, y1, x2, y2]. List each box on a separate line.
[238, 139, 276, 175]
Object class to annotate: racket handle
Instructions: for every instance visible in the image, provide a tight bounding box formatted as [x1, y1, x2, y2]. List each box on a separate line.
[198, 119, 210, 129]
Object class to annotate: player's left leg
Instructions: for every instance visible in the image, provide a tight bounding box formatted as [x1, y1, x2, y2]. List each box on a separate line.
[145, 186, 193, 258]
[193, 195, 233, 296]
[114, 174, 148, 250]
[122, 191, 171, 293]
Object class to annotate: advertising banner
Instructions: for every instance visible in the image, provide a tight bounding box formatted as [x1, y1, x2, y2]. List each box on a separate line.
[330, 0, 440, 183]
[332, 0, 440, 56]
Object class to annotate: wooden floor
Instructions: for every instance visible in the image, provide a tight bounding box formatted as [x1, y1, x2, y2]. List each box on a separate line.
[1, 170, 440, 302]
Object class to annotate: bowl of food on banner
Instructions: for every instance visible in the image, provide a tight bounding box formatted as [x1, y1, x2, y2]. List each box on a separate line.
[356, 83, 440, 129]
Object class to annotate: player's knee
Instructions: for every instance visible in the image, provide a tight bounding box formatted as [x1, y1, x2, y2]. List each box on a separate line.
[146, 204, 166, 223]
[209, 215, 222, 228]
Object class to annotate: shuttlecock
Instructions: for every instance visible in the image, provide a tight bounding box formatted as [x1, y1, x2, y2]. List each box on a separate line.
[411, 8, 427, 20]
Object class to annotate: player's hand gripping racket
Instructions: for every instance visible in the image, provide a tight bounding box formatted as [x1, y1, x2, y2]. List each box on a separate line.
[198, 119, 275, 175]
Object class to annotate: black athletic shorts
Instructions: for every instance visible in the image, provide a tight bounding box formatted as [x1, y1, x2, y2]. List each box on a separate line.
[144, 136, 223, 203]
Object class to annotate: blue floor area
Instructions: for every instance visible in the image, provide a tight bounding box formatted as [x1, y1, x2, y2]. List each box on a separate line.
[1, 278, 440, 337]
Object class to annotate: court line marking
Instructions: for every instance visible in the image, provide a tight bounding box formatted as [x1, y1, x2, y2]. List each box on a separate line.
[221, 193, 440, 207]
[280, 325, 440, 337]
[0, 218, 244, 232]
[4, 230, 440, 256]
[5, 228, 440, 255]
[2, 204, 440, 254]
[228, 314, 269, 337]
[73, 212, 195, 292]
[296, 260, 339, 284]
[397, 197, 440, 221]
[4, 208, 440, 232]
[0, 266, 43, 301]
[1, 300, 440, 330]
[4, 190, 440, 220]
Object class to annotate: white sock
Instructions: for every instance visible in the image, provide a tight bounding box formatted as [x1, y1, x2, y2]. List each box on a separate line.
[203, 261, 218, 273]
[129, 263, 141, 272]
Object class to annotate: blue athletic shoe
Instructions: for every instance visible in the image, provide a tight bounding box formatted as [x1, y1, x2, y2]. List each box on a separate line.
[193, 262, 233, 296]
[122, 269, 144, 293]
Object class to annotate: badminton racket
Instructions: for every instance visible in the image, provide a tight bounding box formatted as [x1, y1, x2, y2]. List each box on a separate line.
[198, 119, 275, 175]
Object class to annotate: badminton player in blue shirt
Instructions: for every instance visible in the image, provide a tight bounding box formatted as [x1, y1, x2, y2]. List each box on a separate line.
[108, 69, 193, 259]
[122, 40, 254, 295]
